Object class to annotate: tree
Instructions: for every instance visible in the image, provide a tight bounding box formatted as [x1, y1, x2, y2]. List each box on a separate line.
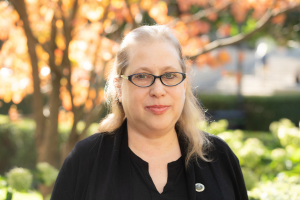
[0, 0, 299, 197]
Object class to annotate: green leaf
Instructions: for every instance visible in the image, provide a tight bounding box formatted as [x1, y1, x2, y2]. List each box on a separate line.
[243, 18, 256, 33]
[291, 148, 300, 163]
[230, 23, 239, 36]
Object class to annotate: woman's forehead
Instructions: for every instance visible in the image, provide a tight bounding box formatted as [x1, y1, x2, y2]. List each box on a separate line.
[125, 41, 182, 73]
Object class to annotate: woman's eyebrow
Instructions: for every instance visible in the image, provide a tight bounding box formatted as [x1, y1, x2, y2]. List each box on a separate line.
[161, 66, 179, 71]
[132, 66, 151, 73]
[133, 66, 179, 73]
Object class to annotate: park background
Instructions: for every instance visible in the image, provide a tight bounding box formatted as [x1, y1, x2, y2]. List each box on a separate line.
[0, 0, 300, 199]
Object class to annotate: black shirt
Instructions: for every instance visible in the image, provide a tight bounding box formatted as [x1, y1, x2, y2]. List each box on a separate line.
[51, 120, 249, 200]
[129, 148, 189, 200]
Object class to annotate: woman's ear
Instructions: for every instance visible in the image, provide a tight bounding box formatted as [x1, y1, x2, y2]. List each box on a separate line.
[113, 77, 122, 102]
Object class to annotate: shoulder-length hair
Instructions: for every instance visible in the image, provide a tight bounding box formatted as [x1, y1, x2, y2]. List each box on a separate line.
[98, 25, 212, 165]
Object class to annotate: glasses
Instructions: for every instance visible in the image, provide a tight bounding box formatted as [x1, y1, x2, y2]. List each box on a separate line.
[120, 72, 186, 87]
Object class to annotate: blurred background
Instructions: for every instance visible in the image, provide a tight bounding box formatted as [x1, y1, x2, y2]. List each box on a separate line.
[0, 0, 300, 199]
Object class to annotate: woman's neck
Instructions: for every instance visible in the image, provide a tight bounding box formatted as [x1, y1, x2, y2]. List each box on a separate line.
[127, 122, 181, 163]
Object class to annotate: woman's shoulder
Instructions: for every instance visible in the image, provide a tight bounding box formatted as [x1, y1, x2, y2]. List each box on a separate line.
[206, 132, 231, 149]
[75, 133, 101, 148]
[71, 132, 115, 157]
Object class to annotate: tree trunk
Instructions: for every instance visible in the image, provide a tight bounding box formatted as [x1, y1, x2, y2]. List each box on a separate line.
[236, 24, 244, 108]
[10, 0, 46, 161]
[26, 34, 46, 160]
[61, 111, 81, 164]
[39, 74, 61, 168]
[37, 74, 61, 200]
[38, 184, 54, 200]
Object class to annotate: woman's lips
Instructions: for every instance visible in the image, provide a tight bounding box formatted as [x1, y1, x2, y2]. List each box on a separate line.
[146, 105, 170, 115]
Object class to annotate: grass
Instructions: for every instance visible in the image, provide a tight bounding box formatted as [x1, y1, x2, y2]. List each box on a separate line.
[0, 188, 42, 200]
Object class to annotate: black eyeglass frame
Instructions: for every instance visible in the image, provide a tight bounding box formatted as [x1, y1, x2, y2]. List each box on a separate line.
[120, 72, 186, 88]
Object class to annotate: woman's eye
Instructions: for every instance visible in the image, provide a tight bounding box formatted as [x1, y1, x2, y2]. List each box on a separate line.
[165, 73, 175, 78]
[136, 74, 147, 79]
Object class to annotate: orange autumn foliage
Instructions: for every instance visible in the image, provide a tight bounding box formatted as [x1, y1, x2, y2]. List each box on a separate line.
[0, 0, 297, 115]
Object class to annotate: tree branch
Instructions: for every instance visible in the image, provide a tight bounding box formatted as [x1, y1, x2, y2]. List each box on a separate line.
[168, 1, 232, 27]
[41, 13, 62, 76]
[103, 1, 138, 38]
[79, 103, 103, 140]
[47, 15, 63, 77]
[101, 0, 111, 23]
[9, 0, 63, 77]
[57, 0, 78, 110]
[9, 0, 46, 150]
[188, 3, 300, 60]
[124, 0, 138, 29]
[70, 0, 79, 23]
[76, 1, 111, 140]
[78, 39, 107, 140]
[85, 1, 110, 97]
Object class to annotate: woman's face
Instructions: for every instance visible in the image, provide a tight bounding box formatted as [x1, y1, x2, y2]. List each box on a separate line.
[119, 41, 186, 135]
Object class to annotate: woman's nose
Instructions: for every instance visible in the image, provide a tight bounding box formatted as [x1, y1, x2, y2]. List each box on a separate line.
[149, 78, 166, 97]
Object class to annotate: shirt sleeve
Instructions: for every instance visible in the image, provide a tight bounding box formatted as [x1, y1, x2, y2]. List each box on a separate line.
[50, 146, 80, 200]
[50, 133, 102, 200]
[210, 134, 249, 200]
[230, 151, 249, 200]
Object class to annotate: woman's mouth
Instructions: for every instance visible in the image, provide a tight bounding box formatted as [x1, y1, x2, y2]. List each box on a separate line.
[145, 105, 170, 115]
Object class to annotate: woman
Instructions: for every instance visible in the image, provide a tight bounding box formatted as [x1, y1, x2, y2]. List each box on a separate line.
[51, 25, 248, 200]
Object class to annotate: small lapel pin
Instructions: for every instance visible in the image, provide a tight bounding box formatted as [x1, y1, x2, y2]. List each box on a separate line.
[195, 183, 205, 192]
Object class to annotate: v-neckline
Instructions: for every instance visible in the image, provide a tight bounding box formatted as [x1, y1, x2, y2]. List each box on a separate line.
[129, 147, 183, 194]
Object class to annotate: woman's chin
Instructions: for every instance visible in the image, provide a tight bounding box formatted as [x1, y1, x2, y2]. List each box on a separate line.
[144, 119, 175, 132]
[128, 115, 177, 134]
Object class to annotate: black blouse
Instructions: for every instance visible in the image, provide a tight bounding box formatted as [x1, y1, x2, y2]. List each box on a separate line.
[129, 148, 189, 200]
[51, 120, 249, 200]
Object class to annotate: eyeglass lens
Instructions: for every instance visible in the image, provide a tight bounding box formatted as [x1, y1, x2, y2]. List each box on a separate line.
[131, 73, 183, 87]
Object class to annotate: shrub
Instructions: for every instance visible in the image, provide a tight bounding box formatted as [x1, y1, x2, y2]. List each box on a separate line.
[6, 167, 33, 192]
[37, 162, 59, 187]
[0, 115, 37, 174]
[0, 115, 99, 175]
[273, 119, 300, 148]
[0, 175, 7, 188]
[270, 148, 287, 162]
[197, 119, 229, 135]
[241, 168, 258, 190]
[199, 94, 300, 131]
[217, 131, 243, 153]
[238, 138, 266, 168]
[248, 173, 300, 200]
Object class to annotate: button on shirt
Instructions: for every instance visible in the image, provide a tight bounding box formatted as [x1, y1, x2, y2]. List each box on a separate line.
[129, 148, 189, 200]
